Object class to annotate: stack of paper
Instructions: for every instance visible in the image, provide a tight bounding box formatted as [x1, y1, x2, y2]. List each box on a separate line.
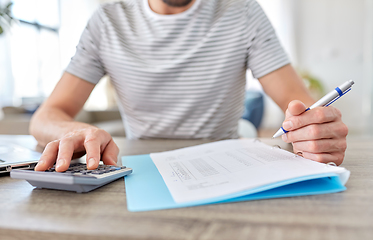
[123, 139, 350, 212]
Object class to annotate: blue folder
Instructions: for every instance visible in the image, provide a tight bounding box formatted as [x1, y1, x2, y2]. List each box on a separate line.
[123, 154, 346, 212]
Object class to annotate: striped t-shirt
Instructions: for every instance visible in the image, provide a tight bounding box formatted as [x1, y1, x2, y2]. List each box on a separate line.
[66, 0, 290, 139]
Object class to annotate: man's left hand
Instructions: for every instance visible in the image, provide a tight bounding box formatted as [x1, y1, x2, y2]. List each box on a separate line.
[281, 100, 348, 165]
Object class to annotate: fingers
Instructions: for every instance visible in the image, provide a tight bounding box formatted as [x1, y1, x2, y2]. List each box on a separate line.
[293, 148, 345, 166]
[291, 138, 347, 154]
[84, 134, 103, 170]
[283, 106, 342, 132]
[285, 100, 307, 117]
[282, 100, 348, 166]
[282, 121, 348, 142]
[101, 139, 119, 166]
[35, 140, 60, 171]
[56, 133, 85, 172]
[84, 128, 117, 169]
[34, 128, 116, 172]
[285, 127, 348, 166]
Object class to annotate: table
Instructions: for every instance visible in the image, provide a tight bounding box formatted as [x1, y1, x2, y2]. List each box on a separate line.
[0, 135, 372, 240]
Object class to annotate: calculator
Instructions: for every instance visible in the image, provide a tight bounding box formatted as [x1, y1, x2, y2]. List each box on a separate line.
[10, 163, 132, 193]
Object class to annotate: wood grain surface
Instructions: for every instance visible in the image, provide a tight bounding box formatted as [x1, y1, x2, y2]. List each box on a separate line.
[0, 135, 372, 240]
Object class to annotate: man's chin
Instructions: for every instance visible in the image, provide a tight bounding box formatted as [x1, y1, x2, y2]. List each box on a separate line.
[162, 0, 194, 7]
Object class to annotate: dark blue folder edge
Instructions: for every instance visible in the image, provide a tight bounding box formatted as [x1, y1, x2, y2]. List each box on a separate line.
[123, 154, 346, 212]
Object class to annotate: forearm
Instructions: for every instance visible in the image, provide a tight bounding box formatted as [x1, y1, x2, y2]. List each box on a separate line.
[259, 64, 315, 112]
[29, 72, 98, 147]
[29, 106, 97, 147]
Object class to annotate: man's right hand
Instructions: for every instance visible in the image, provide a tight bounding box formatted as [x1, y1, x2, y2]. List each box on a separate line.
[29, 73, 119, 172]
[34, 127, 119, 172]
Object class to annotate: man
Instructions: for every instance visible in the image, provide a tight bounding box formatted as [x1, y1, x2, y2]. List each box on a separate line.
[31, 0, 348, 172]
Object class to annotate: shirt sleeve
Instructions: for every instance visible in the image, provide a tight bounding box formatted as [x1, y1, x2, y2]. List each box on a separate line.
[65, 7, 106, 84]
[246, 0, 290, 79]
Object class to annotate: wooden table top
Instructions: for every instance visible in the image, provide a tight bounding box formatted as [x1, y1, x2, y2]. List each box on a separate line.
[0, 135, 372, 240]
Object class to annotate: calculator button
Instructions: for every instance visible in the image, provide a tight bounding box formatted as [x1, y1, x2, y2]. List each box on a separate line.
[109, 167, 121, 171]
[43, 163, 126, 176]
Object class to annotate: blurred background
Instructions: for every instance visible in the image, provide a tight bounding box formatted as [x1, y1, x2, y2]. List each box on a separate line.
[0, 0, 372, 138]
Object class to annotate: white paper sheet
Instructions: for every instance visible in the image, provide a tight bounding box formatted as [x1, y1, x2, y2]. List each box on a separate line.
[150, 139, 347, 203]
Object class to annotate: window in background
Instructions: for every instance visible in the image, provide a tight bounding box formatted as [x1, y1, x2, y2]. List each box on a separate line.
[1, 0, 100, 110]
[10, 0, 60, 107]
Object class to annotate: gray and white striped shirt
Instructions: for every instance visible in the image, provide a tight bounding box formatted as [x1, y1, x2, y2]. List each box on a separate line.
[66, 0, 290, 139]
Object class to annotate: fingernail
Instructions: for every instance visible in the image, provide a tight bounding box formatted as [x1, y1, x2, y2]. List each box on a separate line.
[56, 159, 65, 169]
[37, 160, 44, 166]
[88, 158, 96, 169]
[112, 159, 118, 166]
[283, 121, 293, 130]
[282, 134, 287, 141]
[35, 160, 44, 171]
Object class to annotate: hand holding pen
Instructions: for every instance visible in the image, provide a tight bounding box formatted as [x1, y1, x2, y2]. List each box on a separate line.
[274, 80, 354, 165]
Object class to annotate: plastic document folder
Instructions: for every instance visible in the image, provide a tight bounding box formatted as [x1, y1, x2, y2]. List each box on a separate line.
[123, 140, 349, 212]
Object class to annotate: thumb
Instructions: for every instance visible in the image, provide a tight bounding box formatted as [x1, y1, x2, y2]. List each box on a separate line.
[285, 100, 307, 118]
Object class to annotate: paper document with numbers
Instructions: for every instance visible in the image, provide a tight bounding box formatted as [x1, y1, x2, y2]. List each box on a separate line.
[150, 139, 350, 203]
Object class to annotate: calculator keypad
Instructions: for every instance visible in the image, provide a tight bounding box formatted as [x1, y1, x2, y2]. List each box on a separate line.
[45, 163, 127, 176]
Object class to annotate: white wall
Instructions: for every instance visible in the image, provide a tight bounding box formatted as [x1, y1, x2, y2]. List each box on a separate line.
[258, 0, 373, 136]
[363, 0, 373, 135]
[295, 0, 371, 135]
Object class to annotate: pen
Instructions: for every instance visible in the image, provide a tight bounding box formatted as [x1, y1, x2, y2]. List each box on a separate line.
[272, 80, 355, 138]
